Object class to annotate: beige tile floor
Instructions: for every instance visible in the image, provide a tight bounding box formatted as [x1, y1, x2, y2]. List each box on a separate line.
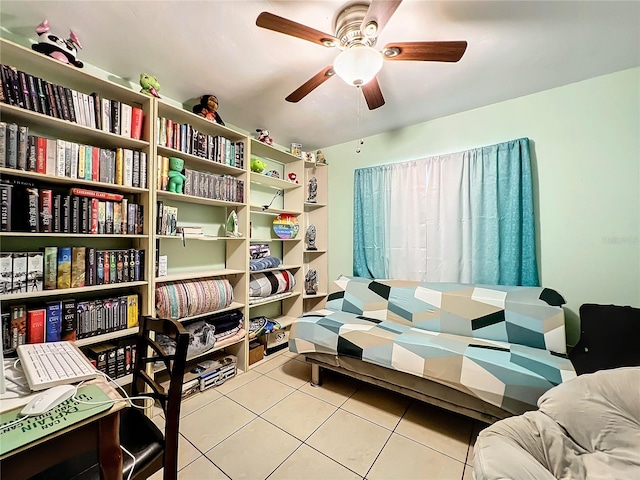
[150, 349, 486, 480]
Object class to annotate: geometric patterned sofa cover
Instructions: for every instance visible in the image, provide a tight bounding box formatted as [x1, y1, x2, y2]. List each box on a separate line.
[290, 276, 577, 415]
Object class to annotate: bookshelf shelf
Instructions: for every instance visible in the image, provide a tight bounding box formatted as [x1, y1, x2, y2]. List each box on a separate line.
[0, 167, 149, 193]
[303, 292, 328, 299]
[173, 302, 246, 324]
[1, 281, 148, 301]
[157, 190, 243, 207]
[249, 237, 303, 243]
[249, 172, 301, 191]
[0, 232, 147, 238]
[248, 291, 300, 308]
[304, 249, 327, 254]
[155, 268, 244, 284]
[157, 235, 246, 242]
[249, 205, 302, 215]
[251, 264, 302, 273]
[0, 104, 150, 150]
[304, 160, 328, 168]
[75, 327, 140, 347]
[304, 202, 327, 210]
[250, 140, 300, 164]
[155, 333, 247, 373]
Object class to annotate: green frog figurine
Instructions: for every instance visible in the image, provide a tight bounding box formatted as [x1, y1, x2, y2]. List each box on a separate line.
[139, 73, 161, 98]
[167, 157, 186, 194]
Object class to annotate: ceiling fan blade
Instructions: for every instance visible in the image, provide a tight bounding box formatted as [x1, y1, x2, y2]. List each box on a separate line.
[361, 77, 385, 110]
[360, 0, 403, 38]
[286, 66, 335, 103]
[383, 41, 468, 62]
[256, 12, 338, 47]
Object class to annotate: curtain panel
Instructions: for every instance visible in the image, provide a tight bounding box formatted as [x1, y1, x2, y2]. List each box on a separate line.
[353, 137, 539, 286]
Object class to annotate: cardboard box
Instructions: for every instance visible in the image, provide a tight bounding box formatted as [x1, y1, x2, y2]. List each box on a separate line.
[248, 340, 264, 365]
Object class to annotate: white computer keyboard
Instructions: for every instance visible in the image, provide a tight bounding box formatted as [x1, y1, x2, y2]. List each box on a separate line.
[17, 342, 97, 391]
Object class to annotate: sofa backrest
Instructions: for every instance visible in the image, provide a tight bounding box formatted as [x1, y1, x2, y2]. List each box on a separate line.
[326, 276, 567, 354]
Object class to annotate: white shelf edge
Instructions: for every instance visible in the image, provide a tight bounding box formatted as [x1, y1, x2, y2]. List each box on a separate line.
[75, 327, 139, 347]
[1, 281, 148, 301]
[155, 268, 244, 283]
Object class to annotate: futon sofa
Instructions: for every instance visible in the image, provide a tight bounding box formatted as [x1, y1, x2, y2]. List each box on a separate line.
[289, 276, 576, 423]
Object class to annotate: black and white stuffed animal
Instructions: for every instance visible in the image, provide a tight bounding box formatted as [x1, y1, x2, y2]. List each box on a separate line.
[32, 19, 83, 68]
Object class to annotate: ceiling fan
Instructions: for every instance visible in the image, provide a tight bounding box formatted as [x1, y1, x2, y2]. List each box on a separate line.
[256, 0, 467, 110]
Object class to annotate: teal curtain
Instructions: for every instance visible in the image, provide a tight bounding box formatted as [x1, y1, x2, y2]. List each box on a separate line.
[353, 138, 539, 286]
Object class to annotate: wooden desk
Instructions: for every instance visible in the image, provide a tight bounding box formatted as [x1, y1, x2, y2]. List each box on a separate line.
[0, 377, 125, 480]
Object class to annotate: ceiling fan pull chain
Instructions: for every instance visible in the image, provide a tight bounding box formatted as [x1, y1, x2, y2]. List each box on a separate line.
[356, 86, 364, 153]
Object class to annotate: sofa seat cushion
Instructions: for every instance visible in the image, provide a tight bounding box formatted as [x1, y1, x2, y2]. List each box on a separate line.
[473, 367, 640, 480]
[290, 310, 576, 415]
[326, 276, 568, 354]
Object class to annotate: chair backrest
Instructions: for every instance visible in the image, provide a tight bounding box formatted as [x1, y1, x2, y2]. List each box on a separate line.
[131, 316, 189, 479]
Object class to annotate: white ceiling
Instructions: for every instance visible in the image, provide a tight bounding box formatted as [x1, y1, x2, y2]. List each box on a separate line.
[1, 1, 639, 150]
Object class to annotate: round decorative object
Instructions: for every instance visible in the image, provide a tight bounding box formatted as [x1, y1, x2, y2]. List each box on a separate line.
[272, 213, 299, 239]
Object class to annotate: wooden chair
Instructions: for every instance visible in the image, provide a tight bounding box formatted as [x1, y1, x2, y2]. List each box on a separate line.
[31, 316, 190, 480]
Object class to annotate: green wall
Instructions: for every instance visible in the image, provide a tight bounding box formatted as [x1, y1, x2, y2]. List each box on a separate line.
[322, 67, 640, 344]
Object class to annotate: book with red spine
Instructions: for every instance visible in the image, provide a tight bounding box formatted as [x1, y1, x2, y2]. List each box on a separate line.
[36, 136, 47, 173]
[91, 146, 100, 182]
[27, 308, 46, 344]
[131, 106, 144, 140]
[69, 188, 124, 202]
[90, 198, 99, 234]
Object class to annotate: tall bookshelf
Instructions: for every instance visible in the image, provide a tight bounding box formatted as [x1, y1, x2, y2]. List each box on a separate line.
[247, 140, 304, 359]
[0, 38, 154, 387]
[0, 36, 327, 387]
[303, 158, 329, 312]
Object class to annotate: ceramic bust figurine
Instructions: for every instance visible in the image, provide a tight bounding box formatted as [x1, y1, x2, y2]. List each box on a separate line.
[305, 269, 318, 295]
[307, 177, 317, 203]
[305, 224, 317, 250]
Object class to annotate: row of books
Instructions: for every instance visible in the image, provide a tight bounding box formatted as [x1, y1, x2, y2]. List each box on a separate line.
[156, 201, 178, 236]
[157, 117, 245, 168]
[0, 64, 144, 139]
[0, 180, 144, 234]
[0, 246, 146, 294]
[182, 169, 245, 203]
[0, 122, 148, 188]
[1, 293, 139, 353]
[84, 338, 138, 380]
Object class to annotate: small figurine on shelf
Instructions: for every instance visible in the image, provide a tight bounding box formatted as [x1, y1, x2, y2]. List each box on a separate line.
[264, 170, 280, 179]
[256, 129, 273, 146]
[167, 157, 186, 193]
[287, 173, 299, 184]
[140, 73, 161, 98]
[316, 150, 328, 165]
[305, 269, 319, 295]
[251, 157, 266, 173]
[305, 225, 318, 251]
[290, 143, 302, 158]
[193, 95, 225, 125]
[225, 210, 242, 238]
[32, 19, 83, 68]
[307, 177, 317, 203]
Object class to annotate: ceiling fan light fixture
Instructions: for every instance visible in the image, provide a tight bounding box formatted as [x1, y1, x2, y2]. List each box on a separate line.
[333, 45, 383, 86]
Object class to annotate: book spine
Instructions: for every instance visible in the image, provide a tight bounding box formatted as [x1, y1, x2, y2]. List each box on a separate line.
[11, 252, 27, 293]
[27, 74, 40, 113]
[80, 196, 90, 234]
[45, 301, 62, 342]
[105, 200, 114, 234]
[70, 246, 85, 288]
[120, 103, 132, 138]
[64, 87, 77, 123]
[109, 251, 117, 284]
[71, 195, 80, 233]
[0, 121, 6, 168]
[115, 147, 124, 185]
[70, 142, 79, 179]
[72, 89, 83, 126]
[101, 98, 111, 132]
[103, 251, 110, 284]
[98, 200, 106, 234]
[127, 294, 139, 328]
[131, 107, 144, 140]
[84, 143, 93, 180]
[27, 134, 37, 171]
[97, 250, 104, 285]
[90, 197, 99, 234]
[27, 308, 46, 344]
[7, 123, 17, 169]
[90, 92, 102, 130]
[44, 247, 58, 290]
[45, 81, 59, 118]
[56, 139, 66, 176]
[27, 251, 44, 292]
[17, 71, 33, 111]
[123, 149, 133, 187]
[77, 144, 86, 179]
[0, 183, 12, 232]
[132, 150, 140, 188]
[113, 201, 122, 235]
[69, 188, 124, 202]
[36, 77, 49, 115]
[57, 246, 72, 289]
[17, 125, 28, 170]
[27, 187, 39, 232]
[36, 136, 46, 173]
[64, 140, 72, 177]
[62, 195, 71, 233]
[10, 305, 27, 348]
[45, 138, 56, 175]
[139, 152, 147, 189]
[53, 194, 61, 233]
[86, 247, 96, 286]
[116, 250, 124, 283]
[110, 99, 120, 134]
[40, 188, 53, 233]
[61, 299, 77, 341]
[92, 146, 100, 181]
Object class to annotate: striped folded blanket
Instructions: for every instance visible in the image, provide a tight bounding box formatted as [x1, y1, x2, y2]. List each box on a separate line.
[249, 270, 296, 298]
[156, 277, 234, 320]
